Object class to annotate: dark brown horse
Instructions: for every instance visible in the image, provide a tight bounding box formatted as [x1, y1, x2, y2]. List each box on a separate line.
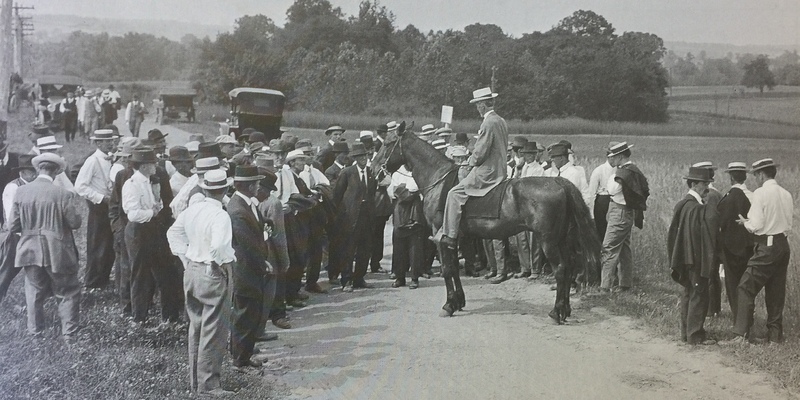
[373, 122, 600, 323]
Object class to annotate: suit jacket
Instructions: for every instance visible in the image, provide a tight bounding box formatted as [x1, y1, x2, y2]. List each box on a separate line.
[717, 186, 753, 257]
[333, 165, 376, 234]
[228, 194, 269, 298]
[11, 176, 82, 273]
[259, 195, 289, 274]
[324, 163, 343, 187]
[315, 142, 336, 172]
[462, 111, 508, 196]
[0, 153, 21, 227]
[109, 166, 134, 233]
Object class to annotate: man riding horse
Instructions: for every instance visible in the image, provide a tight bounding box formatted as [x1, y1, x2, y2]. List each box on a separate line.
[434, 87, 508, 249]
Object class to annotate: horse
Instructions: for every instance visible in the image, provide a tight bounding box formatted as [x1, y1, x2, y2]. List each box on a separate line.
[373, 122, 601, 323]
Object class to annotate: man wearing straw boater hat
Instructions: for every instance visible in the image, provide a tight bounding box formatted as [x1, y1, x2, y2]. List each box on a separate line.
[716, 161, 754, 322]
[435, 87, 508, 249]
[167, 169, 236, 396]
[33, 135, 75, 192]
[417, 124, 437, 143]
[721, 158, 793, 346]
[599, 141, 649, 292]
[122, 148, 181, 324]
[170, 156, 227, 217]
[227, 165, 271, 370]
[0, 154, 34, 303]
[11, 153, 82, 342]
[315, 125, 346, 171]
[75, 128, 119, 289]
[667, 166, 719, 345]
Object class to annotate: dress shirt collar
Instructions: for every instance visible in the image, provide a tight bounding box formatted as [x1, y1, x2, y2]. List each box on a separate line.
[94, 148, 111, 160]
[559, 161, 574, 173]
[731, 183, 748, 191]
[334, 161, 344, 169]
[329, 139, 335, 146]
[482, 109, 496, 121]
[687, 189, 703, 204]
[357, 165, 368, 176]
[234, 190, 255, 207]
[0, 151, 7, 166]
[762, 179, 778, 188]
[204, 197, 223, 208]
[36, 174, 54, 183]
[132, 170, 150, 183]
[376, 135, 385, 143]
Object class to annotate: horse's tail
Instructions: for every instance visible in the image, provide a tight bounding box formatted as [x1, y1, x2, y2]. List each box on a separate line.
[555, 178, 602, 285]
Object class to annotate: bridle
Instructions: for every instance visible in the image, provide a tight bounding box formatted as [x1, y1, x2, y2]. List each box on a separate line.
[377, 133, 456, 196]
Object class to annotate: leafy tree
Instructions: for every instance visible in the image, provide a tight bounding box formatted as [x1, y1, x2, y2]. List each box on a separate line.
[776, 64, 800, 86]
[741, 55, 775, 93]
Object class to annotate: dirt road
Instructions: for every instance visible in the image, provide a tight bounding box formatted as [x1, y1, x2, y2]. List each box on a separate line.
[257, 241, 789, 399]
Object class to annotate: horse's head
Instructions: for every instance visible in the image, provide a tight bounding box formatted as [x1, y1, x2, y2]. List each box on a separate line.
[373, 121, 409, 175]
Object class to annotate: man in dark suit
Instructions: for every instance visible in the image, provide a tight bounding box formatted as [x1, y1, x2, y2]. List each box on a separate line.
[717, 162, 753, 322]
[314, 125, 345, 172]
[11, 153, 82, 340]
[228, 166, 270, 369]
[332, 143, 376, 292]
[323, 142, 349, 186]
[0, 140, 22, 303]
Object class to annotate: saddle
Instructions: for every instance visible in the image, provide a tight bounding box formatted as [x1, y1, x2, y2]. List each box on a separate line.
[463, 180, 511, 219]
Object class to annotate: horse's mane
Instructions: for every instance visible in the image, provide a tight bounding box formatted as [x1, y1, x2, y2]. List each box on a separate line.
[400, 131, 455, 171]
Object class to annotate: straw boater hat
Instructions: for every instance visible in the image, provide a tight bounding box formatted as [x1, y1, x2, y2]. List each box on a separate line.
[432, 138, 449, 151]
[724, 162, 748, 172]
[436, 127, 453, 138]
[198, 169, 233, 190]
[469, 87, 498, 104]
[348, 142, 368, 157]
[234, 165, 265, 182]
[32, 153, 66, 170]
[332, 142, 349, 153]
[84, 90, 94, 97]
[691, 161, 718, 170]
[37, 136, 62, 151]
[750, 158, 779, 173]
[90, 128, 119, 141]
[115, 138, 143, 157]
[520, 142, 538, 154]
[129, 148, 158, 164]
[450, 145, 469, 158]
[285, 149, 311, 163]
[419, 124, 436, 137]
[607, 141, 633, 157]
[192, 157, 225, 174]
[214, 134, 237, 145]
[386, 121, 398, 132]
[683, 167, 714, 182]
[324, 125, 345, 136]
[168, 146, 194, 163]
[359, 131, 374, 148]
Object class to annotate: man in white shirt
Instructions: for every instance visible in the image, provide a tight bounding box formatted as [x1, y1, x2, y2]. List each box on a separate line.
[168, 146, 194, 196]
[588, 148, 615, 239]
[125, 94, 147, 137]
[76, 129, 118, 289]
[167, 169, 236, 397]
[547, 143, 591, 207]
[723, 158, 793, 345]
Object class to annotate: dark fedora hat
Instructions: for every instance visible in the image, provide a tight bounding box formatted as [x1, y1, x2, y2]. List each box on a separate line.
[683, 166, 714, 182]
[197, 142, 223, 159]
[130, 148, 158, 164]
[548, 143, 569, 158]
[31, 124, 50, 136]
[259, 168, 278, 192]
[750, 158, 779, 173]
[455, 132, 468, 143]
[332, 141, 349, 153]
[147, 129, 168, 142]
[520, 142, 539, 154]
[169, 146, 194, 162]
[234, 165, 265, 182]
[13, 154, 36, 172]
[377, 124, 389, 133]
[511, 136, 528, 149]
[349, 142, 368, 157]
[248, 131, 267, 144]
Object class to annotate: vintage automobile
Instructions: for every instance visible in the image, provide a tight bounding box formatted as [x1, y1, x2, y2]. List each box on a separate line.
[33, 75, 82, 128]
[159, 87, 196, 124]
[219, 88, 286, 141]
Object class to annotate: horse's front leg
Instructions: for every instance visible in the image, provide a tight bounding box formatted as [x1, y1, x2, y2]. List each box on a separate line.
[439, 243, 459, 317]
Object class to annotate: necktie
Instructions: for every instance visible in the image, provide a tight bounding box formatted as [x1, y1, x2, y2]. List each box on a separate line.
[361, 169, 367, 188]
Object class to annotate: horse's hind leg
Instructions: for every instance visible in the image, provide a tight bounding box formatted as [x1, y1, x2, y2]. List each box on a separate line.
[541, 240, 568, 324]
[453, 273, 465, 310]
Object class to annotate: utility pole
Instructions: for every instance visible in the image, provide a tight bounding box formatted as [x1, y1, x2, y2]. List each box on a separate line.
[490, 66, 498, 92]
[0, 0, 13, 128]
[13, 4, 34, 77]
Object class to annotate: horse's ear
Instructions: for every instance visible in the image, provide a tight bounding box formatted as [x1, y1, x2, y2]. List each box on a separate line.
[398, 121, 406, 136]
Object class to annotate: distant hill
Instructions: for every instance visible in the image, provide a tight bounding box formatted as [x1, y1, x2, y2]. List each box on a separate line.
[31, 14, 230, 42]
[664, 41, 797, 59]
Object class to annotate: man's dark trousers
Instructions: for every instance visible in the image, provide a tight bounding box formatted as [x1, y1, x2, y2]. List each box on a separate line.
[340, 208, 372, 286]
[231, 286, 264, 364]
[126, 220, 182, 323]
[84, 201, 115, 288]
[722, 246, 753, 323]
[679, 268, 709, 344]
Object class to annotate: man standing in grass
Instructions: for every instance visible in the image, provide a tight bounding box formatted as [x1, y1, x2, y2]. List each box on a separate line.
[167, 169, 236, 396]
[722, 158, 793, 345]
[668, 166, 719, 345]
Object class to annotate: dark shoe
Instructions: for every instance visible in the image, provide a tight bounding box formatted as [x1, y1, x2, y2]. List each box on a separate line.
[514, 271, 531, 279]
[489, 274, 508, 284]
[305, 283, 327, 294]
[287, 299, 306, 308]
[353, 281, 374, 289]
[295, 291, 310, 301]
[484, 271, 497, 279]
[233, 358, 263, 368]
[371, 266, 388, 273]
[256, 333, 279, 342]
[422, 273, 432, 279]
[409, 280, 419, 289]
[392, 280, 406, 288]
[272, 318, 291, 329]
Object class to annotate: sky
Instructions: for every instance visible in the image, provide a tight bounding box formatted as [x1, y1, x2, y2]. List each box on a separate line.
[31, 0, 800, 47]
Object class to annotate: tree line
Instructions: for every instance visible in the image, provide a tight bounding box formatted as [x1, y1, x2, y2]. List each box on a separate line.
[25, 0, 800, 122]
[664, 50, 800, 88]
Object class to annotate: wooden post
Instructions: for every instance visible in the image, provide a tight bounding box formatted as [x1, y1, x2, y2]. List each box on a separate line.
[490, 66, 497, 92]
[0, 0, 13, 124]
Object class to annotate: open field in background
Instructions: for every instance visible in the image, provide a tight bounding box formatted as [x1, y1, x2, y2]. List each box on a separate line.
[670, 96, 800, 126]
[667, 85, 800, 97]
[2, 100, 800, 395]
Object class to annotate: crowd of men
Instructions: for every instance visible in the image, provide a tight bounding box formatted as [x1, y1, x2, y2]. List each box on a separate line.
[0, 85, 793, 395]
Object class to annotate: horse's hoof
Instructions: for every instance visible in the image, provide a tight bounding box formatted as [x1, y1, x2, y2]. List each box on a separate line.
[548, 310, 562, 324]
[439, 309, 454, 318]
